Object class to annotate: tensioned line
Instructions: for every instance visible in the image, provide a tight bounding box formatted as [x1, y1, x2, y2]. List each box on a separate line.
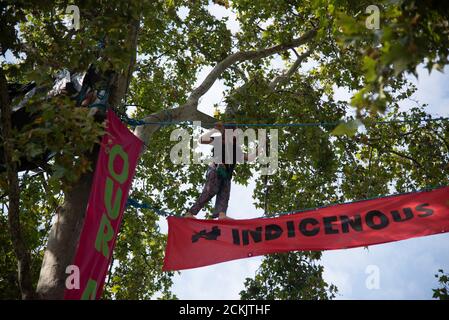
[121, 114, 449, 128]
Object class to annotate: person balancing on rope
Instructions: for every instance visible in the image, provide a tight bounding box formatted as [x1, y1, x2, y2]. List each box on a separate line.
[184, 122, 255, 220]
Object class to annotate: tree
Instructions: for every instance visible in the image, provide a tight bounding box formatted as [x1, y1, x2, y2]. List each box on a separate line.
[1, 0, 448, 299]
[433, 270, 449, 300]
[240, 252, 337, 300]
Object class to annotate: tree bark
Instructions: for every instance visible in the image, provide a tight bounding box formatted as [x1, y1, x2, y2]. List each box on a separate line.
[36, 21, 140, 300]
[35, 167, 95, 299]
[0, 68, 35, 299]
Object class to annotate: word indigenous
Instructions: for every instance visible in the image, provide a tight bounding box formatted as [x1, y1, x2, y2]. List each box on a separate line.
[231, 203, 433, 246]
[164, 186, 449, 270]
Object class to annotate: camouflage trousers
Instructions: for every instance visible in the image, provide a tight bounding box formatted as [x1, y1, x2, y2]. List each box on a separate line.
[189, 165, 232, 218]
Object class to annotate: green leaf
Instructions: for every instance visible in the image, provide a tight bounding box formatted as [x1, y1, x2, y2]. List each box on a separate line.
[331, 120, 362, 137]
[362, 56, 377, 82]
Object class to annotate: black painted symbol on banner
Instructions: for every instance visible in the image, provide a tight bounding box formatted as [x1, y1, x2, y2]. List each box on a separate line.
[192, 226, 221, 243]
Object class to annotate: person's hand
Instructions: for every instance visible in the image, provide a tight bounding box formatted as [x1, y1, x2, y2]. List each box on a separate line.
[81, 90, 96, 107]
[214, 121, 224, 133]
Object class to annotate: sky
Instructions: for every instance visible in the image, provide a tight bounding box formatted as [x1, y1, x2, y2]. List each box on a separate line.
[166, 64, 449, 300]
[163, 3, 449, 300]
[3, 3, 448, 300]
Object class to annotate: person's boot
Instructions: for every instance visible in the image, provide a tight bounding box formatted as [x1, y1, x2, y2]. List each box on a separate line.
[183, 212, 196, 219]
[218, 212, 233, 220]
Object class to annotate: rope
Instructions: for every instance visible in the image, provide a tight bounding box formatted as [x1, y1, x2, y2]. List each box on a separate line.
[115, 109, 182, 128]
[120, 116, 449, 128]
[125, 198, 170, 217]
[125, 184, 447, 218]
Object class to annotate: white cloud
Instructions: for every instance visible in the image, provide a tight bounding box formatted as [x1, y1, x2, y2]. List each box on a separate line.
[321, 233, 449, 299]
[172, 256, 263, 300]
[207, 3, 240, 35]
[408, 65, 449, 117]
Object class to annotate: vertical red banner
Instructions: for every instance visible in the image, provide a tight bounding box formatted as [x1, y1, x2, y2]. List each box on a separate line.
[64, 110, 143, 299]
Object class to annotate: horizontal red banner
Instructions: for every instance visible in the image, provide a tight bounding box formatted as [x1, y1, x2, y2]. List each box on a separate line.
[163, 187, 449, 271]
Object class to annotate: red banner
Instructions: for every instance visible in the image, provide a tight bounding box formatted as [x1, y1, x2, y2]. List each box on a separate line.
[64, 110, 142, 299]
[163, 187, 449, 271]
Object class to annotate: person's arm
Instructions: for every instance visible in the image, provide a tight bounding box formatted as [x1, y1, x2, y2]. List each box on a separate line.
[199, 129, 216, 144]
[199, 122, 224, 144]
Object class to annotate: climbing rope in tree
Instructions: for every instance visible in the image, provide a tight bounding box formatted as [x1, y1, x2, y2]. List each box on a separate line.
[120, 115, 449, 128]
[125, 198, 170, 217]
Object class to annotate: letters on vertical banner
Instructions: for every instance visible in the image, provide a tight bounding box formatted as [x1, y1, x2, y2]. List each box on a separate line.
[163, 186, 449, 271]
[64, 110, 143, 299]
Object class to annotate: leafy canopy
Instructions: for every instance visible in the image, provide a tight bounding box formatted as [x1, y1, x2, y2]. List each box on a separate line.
[1, 0, 448, 299]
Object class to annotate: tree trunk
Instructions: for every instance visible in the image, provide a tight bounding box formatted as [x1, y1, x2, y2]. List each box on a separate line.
[1, 67, 35, 300]
[35, 166, 95, 299]
[36, 21, 140, 300]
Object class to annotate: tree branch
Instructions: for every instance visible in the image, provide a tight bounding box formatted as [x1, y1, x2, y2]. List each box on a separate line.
[109, 20, 140, 111]
[0, 67, 35, 299]
[225, 44, 316, 117]
[355, 137, 422, 169]
[134, 28, 317, 147]
[182, 28, 317, 111]
[431, 129, 449, 152]
[387, 149, 422, 168]
[134, 107, 216, 151]
[268, 47, 314, 90]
